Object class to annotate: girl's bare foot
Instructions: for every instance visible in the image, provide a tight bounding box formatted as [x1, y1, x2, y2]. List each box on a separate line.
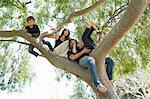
[110, 80, 115, 88]
[97, 83, 108, 93]
[85, 20, 98, 30]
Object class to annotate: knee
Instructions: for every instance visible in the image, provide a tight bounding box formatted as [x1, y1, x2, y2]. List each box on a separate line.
[82, 35, 86, 42]
[87, 57, 96, 66]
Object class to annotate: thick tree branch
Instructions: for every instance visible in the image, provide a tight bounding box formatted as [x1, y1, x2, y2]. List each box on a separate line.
[0, 30, 22, 37]
[0, 30, 92, 87]
[90, 0, 149, 99]
[56, 0, 107, 31]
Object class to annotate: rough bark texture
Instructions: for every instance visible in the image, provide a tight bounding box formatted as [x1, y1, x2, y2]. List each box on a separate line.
[0, 0, 149, 98]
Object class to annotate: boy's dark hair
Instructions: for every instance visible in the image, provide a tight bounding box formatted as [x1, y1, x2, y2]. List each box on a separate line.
[26, 16, 35, 22]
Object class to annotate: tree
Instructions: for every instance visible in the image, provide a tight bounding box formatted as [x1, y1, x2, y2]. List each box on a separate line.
[0, 0, 149, 98]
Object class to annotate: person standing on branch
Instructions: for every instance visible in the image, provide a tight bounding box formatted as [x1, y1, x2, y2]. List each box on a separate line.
[23, 16, 41, 57]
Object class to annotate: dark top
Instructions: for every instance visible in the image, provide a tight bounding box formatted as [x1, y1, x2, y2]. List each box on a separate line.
[54, 39, 63, 48]
[67, 46, 89, 63]
[54, 36, 70, 48]
[25, 24, 40, 37]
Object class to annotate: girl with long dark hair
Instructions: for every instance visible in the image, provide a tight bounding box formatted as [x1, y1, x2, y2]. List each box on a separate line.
[42, 29, 70, 51]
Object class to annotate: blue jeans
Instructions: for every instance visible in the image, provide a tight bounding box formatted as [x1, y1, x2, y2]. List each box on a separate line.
[79, 56, 114, 87]
[28, 44, 39, 57]
[79, 56, 100, 87]
[42, 40, 54, 51]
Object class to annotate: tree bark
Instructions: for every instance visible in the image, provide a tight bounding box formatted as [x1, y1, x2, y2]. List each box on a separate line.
[0, 0, 149, 98]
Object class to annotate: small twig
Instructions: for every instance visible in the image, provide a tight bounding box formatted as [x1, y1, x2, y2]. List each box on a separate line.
[17, 0, 25, 8]
[24, 1, 32, 5]
[16, 44, 22, 52]
[45, 24, 56, 31]
[53, 16, 65, 20]
[101, 3, 128, 33]
[97, 3, 128, 43]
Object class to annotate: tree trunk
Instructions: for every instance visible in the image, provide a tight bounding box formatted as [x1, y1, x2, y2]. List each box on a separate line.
[91, 0, 149, 98]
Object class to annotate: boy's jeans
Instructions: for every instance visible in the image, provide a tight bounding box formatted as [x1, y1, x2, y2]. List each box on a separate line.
[79, 56, 100, 87]
[79, 56, 114, 87]
[28, 44, 39, 57]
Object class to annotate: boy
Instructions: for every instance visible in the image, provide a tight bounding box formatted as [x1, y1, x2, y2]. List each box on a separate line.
[24, 16, 41, 57]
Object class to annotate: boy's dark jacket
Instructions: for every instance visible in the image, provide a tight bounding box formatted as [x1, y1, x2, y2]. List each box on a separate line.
[25, 24, 40, 37]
